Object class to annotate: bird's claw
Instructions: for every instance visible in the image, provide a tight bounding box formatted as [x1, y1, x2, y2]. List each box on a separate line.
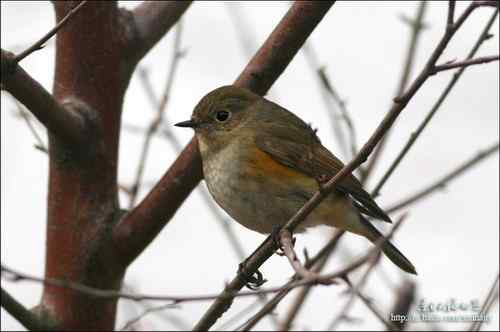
[238, 263, 267, 290]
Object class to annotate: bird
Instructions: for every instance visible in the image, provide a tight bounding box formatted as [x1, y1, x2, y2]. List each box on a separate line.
[175, 85, 416, 275]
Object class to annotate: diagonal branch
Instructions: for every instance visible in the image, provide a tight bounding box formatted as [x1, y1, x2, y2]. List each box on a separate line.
[14, 1, 88, 63]
[128, 22, 184, 208]
[113, 0, 336, 268]
[1, 287, 51, 331]
[240, 230, 345, 330]
[430, 54, 499, 74]
[123, 1, 192, 68]
[1, 50, 86, 146]
[279, 229, 327, 283]
[371, 8, 499, 197]
[469, 273, 500, 331]
[386, 142, 499, 214]
[360, 1, 428, 183]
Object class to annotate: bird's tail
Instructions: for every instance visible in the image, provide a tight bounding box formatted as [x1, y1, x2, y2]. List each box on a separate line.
[360, 215, 417, 275]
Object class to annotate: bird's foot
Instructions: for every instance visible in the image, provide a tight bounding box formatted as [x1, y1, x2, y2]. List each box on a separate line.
[238, 263, 267, 290]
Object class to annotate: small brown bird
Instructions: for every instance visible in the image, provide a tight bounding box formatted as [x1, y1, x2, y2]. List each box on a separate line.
[176, 85, 416, 274]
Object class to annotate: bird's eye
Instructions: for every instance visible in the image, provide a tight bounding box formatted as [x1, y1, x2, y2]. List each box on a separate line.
[215, 110, 231, 122]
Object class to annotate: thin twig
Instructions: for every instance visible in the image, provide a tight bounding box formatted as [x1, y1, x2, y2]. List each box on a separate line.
[128, 22, 184, 208]
[14, 1, 88, 62]
[469, 273, 499, 331]
[278, 230, 342, 331]
[325, 215, 409, 331]
[240, 230, 345, 331]
[0, 233, 397, 306]
[302, 43, 357, 159]
[361, 1, 428, 183]
[343, 277, 400, 331]
[119, 303, 177, 331]
[372, 9, 499, 197]
[386, 142, 499, 214]
[430, 55, 499, 74]
[279, 229, 327, 283]
[9, 96, 47, 153]
[216, 298, 262, 331]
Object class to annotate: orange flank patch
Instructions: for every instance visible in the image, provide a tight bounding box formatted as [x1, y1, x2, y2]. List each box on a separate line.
[246, 146, 307, 181]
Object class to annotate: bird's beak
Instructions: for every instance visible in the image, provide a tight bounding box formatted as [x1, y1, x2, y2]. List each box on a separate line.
[174, 119, 198, 128]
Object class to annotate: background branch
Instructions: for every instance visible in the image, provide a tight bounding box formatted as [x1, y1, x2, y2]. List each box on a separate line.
[124, 1, 192, 68]
[372, 8, 499, 197]
[387, 280, 417, 331]
[1, 50, 86, 146]
[14, 1, 88, 63]
[360, 1, 428, 183]
[386, 142, 499, 214]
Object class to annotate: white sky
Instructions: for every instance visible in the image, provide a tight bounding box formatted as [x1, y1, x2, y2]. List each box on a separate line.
[1, 1, 499, 331]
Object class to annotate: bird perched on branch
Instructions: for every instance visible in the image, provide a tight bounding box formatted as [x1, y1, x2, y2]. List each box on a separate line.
[175, 85, 416, 275]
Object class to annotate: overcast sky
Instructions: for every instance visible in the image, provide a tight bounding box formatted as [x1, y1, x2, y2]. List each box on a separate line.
[1, 1, 499, 331]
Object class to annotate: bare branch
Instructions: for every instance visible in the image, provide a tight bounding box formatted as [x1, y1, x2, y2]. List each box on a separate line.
[1, 50, 86, 146]
[372, 9, 499, 197]
[14, 1, 88, 62]
[302, 42, 357, 159]
[119, 303, 177, 331]
[128, 22, 184, 208]
[279, 229, 328, 283]
[386, 142, 499, 214]
[9, 96, 47, 153]
[360, 1, 428, 183]
[1, 287, 50, 331]
[124, 1, 192, 67]
[387, 280, 417, 331]
[327, 217, 408, 331]
[447, 1, 456, 29]
[0, 229, 400, 305]
[241, 230, 345, 330]
[469, 273, 500, 331]
[234, 1, 335, 94]
[430, 55, 499, 74]
[278, 231, 341, 331]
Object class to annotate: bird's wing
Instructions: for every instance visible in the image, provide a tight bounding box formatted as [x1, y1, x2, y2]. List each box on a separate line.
[255, 133, 392, 223]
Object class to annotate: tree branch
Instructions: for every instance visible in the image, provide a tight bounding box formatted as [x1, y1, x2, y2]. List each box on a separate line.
[128, 22, 184, 208]
[14, 1, 88, 63]
[387, 280, 417, 331]
[124, 1, 192, 68]
[430, 54, 499, 74]
[113, 0, 336, 267]
[372, 8, 499, 197]
[1, 50, 86, 146]
[1, 287, 50, 331]
[360, 1, 428, 183]
[240, 230, 345, 330]
[279, 229, 327, 283]
[386, 142, 499, 214]
[234, 1, 335, 94]
[469, 273, 500, 331]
